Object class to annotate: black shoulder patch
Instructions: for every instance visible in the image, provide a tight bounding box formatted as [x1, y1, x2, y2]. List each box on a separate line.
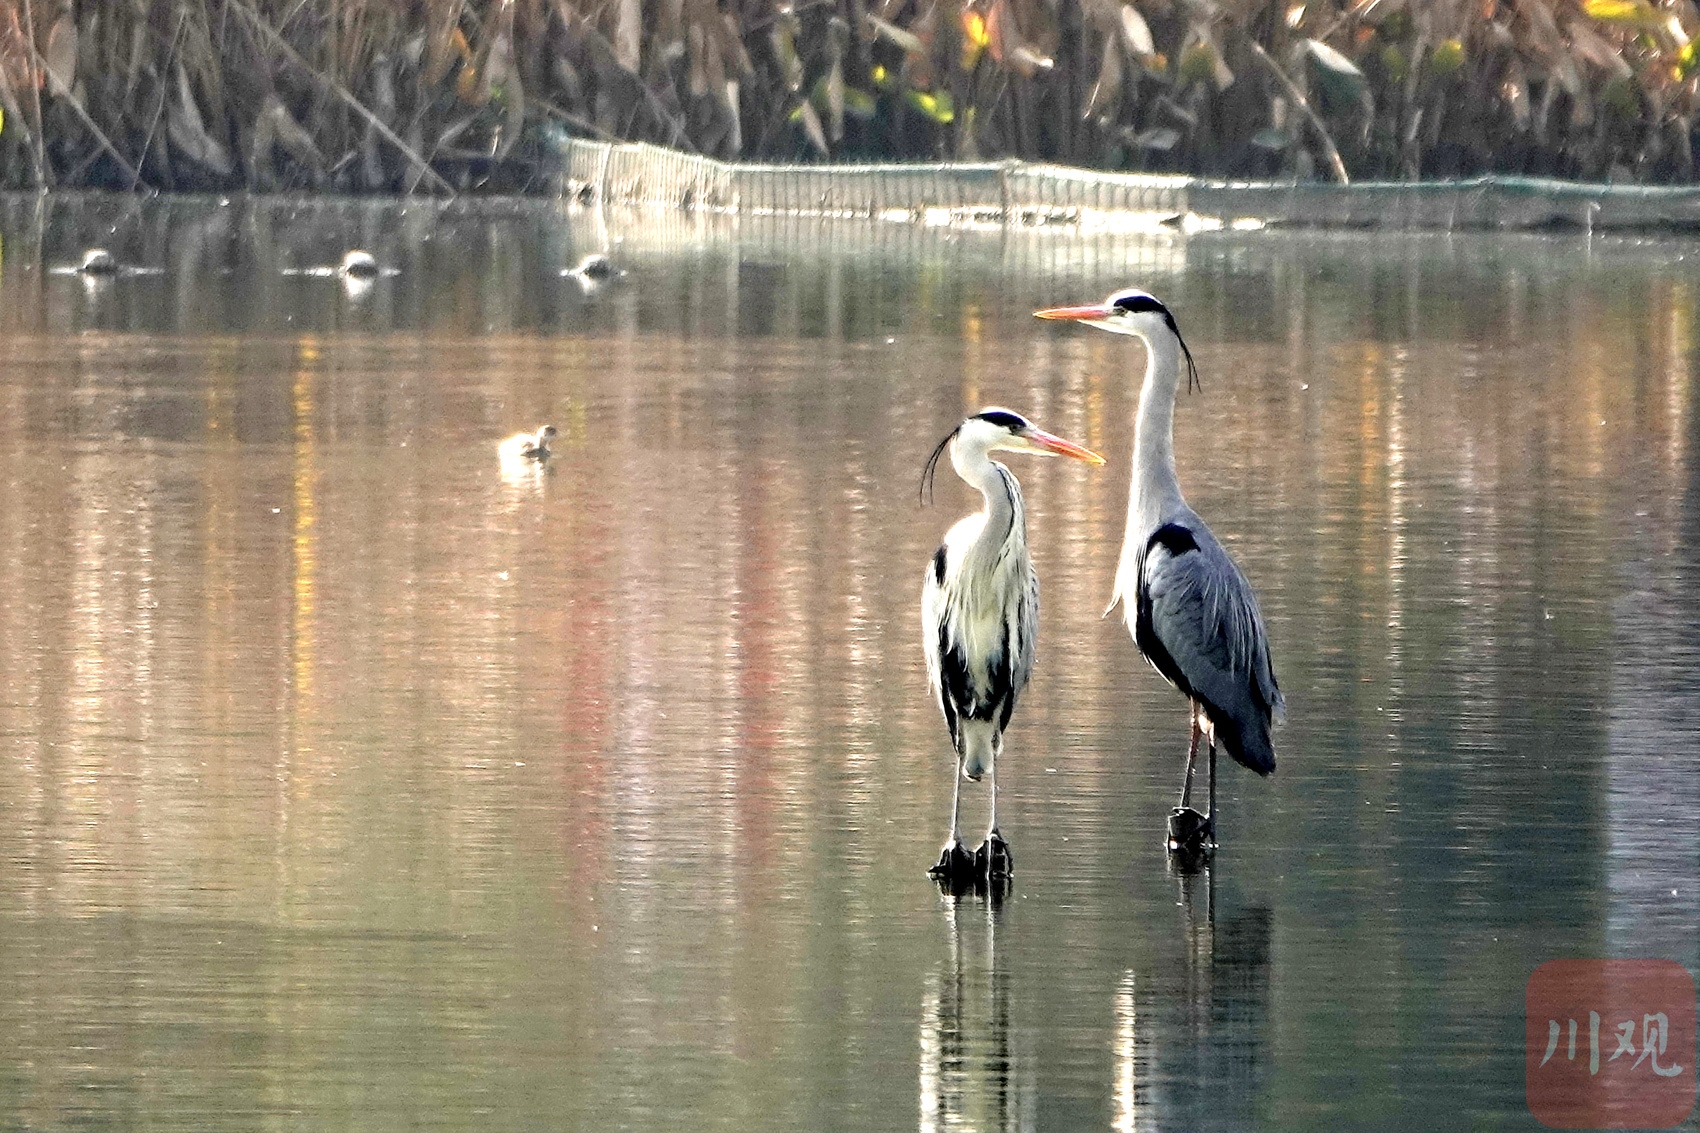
[1148, 523, 1199, 557]
[931, 545, 948, 586]
[972, 409, 1029, 432]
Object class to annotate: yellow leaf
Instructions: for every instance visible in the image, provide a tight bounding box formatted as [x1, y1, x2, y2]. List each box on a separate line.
[1429, 37, 1464, 78]
[1584, 0, 1664, 29]
[963, 10, 990, 48]
[961, 9, 990, 69]
[1677, 38, 1700, 79]
[906, 89, 956, 123]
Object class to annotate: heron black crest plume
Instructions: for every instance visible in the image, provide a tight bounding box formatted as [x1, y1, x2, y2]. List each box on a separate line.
[920, 423, 960, 506]
[1110, 292, 1201, 395]
[1177, 327, 1201, 396]
[1159, 309, 1202, 396]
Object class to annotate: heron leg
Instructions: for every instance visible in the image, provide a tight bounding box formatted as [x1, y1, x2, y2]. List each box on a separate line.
[1179, 711, 1201, 809]
[978, 745, 1013, 880]
[929, 753, 974, 881]
[1167, 708, 1211, 854]
[1206, 737, 1217, 846]
[951, 758, 964, 843]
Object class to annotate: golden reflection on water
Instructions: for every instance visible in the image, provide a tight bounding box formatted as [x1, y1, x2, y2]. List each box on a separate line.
[0, 202, 1695, 1127]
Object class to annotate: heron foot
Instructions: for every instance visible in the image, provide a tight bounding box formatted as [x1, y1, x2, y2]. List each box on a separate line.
[928, 839, 975, 882]
[1166, 806, 1215, 853]
[974, 830, 1015, 880]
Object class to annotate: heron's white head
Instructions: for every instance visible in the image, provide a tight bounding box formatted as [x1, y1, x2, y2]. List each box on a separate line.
[922, 408, 1105, 502]
[1034, 288, 1200, 393]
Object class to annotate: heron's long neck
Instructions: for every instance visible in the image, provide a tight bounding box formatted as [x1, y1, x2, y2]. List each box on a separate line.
[1131, 331, 1186, 534]
[956, 449, 1020, 568]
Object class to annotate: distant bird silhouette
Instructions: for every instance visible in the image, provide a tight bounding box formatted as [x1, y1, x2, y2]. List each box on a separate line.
[1037, 290, 1283, 853]
[568, 253, 614, 281]
[78, 248, 119, 275]
[498, 425, 558, 464]
[340, 250, 380, 280]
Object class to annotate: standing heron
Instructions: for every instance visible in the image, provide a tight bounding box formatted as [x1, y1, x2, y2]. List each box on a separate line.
[1035, 291, 1283, 851]
[922, 409, 1105, 882]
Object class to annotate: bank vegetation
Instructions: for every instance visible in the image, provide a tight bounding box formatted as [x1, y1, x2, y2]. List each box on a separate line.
[1, 0, 1697, 192]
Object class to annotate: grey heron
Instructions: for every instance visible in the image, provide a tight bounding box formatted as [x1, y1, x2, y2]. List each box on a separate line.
[1036, 290, 1283, 852]
[921, 408, 1105, 883]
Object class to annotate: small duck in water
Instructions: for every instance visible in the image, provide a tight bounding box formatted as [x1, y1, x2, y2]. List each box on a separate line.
[340, 250, 380, 280]
[49, 247, 161, 278]
[567, 253, 614, 281]
[498, 425, 558, 463]
[78, 248, 119, 276]
[564, 252, 624, 293]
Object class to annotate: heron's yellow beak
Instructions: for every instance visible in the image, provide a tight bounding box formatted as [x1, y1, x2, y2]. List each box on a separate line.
[1019, 427, 1106, 465]
[1033, 303, 1112, 322]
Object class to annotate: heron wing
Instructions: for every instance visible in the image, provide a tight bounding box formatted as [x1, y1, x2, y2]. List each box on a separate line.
[1137, 522, 1283, 731]
[921, 544, 961, 744]
[1004, 561, 1038, 730]
[921, 538, 1038, 740]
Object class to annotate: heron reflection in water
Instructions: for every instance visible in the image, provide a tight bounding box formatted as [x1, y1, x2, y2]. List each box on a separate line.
[1114, 883, 1273, 1128]
[1036, 291, 1283, 854]
[920, 894, 1029, 1132]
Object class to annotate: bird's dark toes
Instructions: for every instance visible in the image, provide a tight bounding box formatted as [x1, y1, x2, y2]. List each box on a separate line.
[1166, 806, 1215, 853]
[928, 840, 975, 882]
[974, 831, 1015, 879]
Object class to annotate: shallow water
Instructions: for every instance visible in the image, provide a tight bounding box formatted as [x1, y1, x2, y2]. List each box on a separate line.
[0, 195, 1696, 1130]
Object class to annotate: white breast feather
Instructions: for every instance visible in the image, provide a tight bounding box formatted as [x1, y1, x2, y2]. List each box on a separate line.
[936, 512, 1030, 696]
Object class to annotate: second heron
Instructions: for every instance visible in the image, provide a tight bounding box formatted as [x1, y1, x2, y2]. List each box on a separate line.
[921, 409, 1105, 884]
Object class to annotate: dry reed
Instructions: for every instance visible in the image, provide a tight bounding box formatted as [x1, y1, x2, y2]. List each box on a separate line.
[0, 0, 1695, 191]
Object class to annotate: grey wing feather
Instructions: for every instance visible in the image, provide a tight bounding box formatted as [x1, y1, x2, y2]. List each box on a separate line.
[921, 553, 948, 710]
[1011, 562, 1038, 705]
[1143, 532, 1282, 725]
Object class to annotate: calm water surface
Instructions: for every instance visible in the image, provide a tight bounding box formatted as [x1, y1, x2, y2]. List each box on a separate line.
[0, 195, 1696, 1130]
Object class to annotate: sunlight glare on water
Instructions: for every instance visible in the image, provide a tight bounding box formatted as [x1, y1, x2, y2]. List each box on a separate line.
[0, 195, 1696, 1130]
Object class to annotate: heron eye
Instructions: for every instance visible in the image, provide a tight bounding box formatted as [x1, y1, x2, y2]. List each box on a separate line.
[1113, 293, 1167, 315]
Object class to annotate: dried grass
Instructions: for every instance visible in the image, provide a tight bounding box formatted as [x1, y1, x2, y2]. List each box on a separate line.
[0, 0, 1696, 190]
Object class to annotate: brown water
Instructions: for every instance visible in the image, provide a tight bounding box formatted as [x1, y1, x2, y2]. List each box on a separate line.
[0, 195, 1695, 1131]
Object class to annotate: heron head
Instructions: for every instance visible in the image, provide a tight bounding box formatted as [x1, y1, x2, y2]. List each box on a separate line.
[963, 408, 1105, 463]
[922, 408, 1105, 503]
[1034, 288, 1201, 393]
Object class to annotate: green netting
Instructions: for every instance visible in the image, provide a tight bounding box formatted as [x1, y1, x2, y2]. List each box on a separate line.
[553, 138, 1700, 231]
